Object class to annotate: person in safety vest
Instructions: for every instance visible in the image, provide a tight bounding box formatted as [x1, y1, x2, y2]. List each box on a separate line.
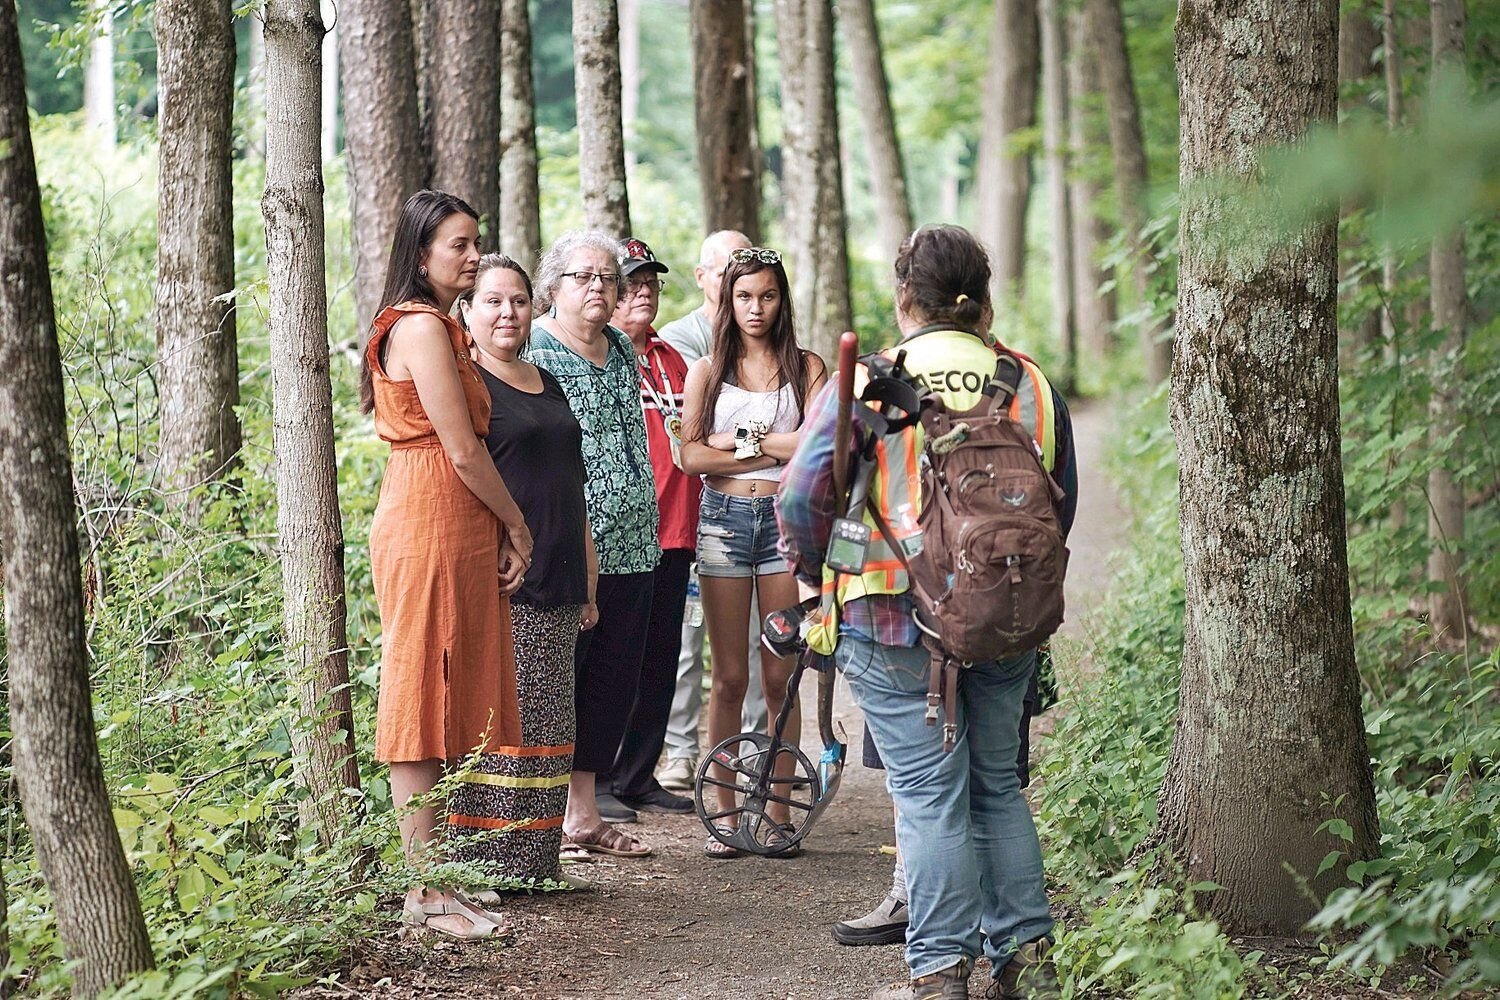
[776, 225, 1077, 1000]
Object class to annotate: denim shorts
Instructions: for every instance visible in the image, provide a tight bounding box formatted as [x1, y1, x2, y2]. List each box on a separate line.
[696, 486, 785, 578]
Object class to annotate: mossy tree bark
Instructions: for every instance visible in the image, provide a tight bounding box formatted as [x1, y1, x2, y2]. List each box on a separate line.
[338, 0, 425, 341]
[1158, 0, 1379, 934]
[1426, 0, 1467, 642]
[573, 0, 632, 236]
[0, 4, 155, 991]
[155, 0, 241, 496]
[775, 0, 853, 362]
[690, 0, 762, 242]
[499, 0, 542, 266]
[839, 0, 912, 265]
[263, 0, 362, 844]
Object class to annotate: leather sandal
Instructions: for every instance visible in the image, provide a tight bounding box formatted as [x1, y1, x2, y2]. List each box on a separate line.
[401, 894, 501, 941]
[567, 822, 653, 858]
[704, 826, 744, 859]
[454, 890, 515, 935]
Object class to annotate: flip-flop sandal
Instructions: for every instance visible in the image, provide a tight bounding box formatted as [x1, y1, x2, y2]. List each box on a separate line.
[569, 822, 653, 858]
[704, 826, 745, 860]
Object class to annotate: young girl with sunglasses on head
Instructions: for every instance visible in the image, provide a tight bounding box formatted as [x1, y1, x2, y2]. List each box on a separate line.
[679, 247, 827, 859]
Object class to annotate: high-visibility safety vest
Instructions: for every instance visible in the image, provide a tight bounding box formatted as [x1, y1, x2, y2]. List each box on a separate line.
[805, 328, 1060, 654]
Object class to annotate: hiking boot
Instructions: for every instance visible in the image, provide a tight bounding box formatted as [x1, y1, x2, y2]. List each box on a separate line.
[870, 959, 972, 1000]
[657, 756, 697, 792]
[988, 938, 1056, 999]
[832, 893, 908, 946]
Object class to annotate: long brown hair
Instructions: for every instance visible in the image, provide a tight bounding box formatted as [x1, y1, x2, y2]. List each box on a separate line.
[359, 189, 480, 413]
[691, 256, 808, 440]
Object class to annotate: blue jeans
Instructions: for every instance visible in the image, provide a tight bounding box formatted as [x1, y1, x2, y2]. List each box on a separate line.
[836, 637, 1053, 979]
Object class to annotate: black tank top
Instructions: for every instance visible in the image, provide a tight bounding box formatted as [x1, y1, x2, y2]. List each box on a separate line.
[481, 365, 590, 608]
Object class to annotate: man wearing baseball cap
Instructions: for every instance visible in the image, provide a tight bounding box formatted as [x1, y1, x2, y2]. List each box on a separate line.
[596, 237, 703, 822]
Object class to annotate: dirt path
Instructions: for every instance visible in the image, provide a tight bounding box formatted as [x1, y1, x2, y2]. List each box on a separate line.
[306, 401, 1130, 1000]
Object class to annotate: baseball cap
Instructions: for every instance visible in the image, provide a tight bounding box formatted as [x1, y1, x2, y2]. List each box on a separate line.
[621, 237, 670, 277]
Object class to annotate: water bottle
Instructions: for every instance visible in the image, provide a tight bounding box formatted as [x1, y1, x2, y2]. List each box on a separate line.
[685, 564, 704, 628]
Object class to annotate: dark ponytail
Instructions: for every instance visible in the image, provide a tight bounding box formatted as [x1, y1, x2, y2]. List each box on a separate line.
[892, 224, 990, 331]
[359, 189, 480, 413]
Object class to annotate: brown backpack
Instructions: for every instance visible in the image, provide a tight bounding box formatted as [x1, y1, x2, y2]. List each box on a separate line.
[866, 350, 1069, 748]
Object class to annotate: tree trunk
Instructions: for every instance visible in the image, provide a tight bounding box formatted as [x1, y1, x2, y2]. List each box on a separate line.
[620, 0, 642, 169]
[1380, 0, 1400, 352]
[83, 0, 115, 153]
[155, 0, 241, 497]
[1040, 0, 1076, 385]
[1338, 5, 1382, 356]
[573, 0, 632, 236]
[262, 0, 363, 843]
[320, 0, 338, 163]
[1427, 0, 1466, 641]
[1159, 0, 1379, 935]
[775, 0, 853, 362]
[839, 0, 913, 264]
[499, 0, 542, 265]
[338, 0, 425, 340]
[1087, 0, 1171, 382]
[1066, 7, 1116, 367]
[975, 0, 1039, 301]
[422, 0, 502, 238]
[690, 0, 762, 241]
[247, 13, 266, 159]
[0, 6, 155, 991]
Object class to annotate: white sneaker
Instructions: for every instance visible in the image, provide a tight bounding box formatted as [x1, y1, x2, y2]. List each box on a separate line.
[657, 756, 697, 792]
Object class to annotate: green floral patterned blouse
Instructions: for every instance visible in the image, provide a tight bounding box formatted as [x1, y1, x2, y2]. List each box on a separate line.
[525, 323, 660, 575]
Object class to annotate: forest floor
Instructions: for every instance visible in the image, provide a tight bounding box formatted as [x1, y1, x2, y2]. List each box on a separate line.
[292, 402, 1443, 999]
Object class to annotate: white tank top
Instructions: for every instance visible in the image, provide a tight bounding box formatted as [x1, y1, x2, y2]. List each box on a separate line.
[711, 380, 800, 481]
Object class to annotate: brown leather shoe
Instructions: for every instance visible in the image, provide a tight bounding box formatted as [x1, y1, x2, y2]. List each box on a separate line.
[989, 939, 1056, 998]
[869, 958, 972, 999]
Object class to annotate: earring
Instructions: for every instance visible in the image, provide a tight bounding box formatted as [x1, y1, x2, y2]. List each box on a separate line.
[418, 265, 429, 278]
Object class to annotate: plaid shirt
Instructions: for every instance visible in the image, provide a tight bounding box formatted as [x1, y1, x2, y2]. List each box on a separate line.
[775, 356, 1077, 648]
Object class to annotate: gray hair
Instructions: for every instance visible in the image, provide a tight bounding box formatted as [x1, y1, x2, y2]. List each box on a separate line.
[534, 229, 627, 311]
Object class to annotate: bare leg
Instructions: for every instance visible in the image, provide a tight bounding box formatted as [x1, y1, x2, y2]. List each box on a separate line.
[390, 759, 491, 936]
[755, 569, 802, 826]
[702, 574, 755, 825]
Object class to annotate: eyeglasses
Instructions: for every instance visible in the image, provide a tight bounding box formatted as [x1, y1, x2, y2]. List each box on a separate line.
[625, 277, 662, 296]
[729, 247, 782, 265]
[562, 270, 620, 287]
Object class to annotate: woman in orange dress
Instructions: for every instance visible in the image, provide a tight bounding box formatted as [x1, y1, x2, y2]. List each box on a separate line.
[362, 190, 534, 941]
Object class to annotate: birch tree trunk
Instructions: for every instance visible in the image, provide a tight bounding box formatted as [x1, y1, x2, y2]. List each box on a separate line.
[338, 0, 425, 339]
[320, 0, 338, 164]
[499, 0, 542, 265]
[423, 0, 502, 237]
[83, 0, 115, 153]
[573, 0, 632, 236]
[0, 6, 154, 990]
[155, 0, 242, 496]
[1159, 0, 1379, 934]
[263, 0, 362, 843]
[1087, 0, 1171, 382]
[776, 0, 853, 361]
[1427, 0, 1467, 640]
[975, 0, 1039, 302]
[839, 0, 913, 264]
[1066, 8, 1116, 367]
[690, 0, 761, 241]
[1040, 0, 1075, 383]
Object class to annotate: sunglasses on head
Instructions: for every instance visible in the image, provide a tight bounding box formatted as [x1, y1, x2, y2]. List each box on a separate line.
[729, 247, 782, 265]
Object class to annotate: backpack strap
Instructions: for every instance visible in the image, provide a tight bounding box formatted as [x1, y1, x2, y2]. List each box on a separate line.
[984, 351, 1024, 416]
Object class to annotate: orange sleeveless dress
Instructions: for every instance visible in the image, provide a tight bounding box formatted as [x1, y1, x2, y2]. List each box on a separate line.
[368, 301, 522, 762]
